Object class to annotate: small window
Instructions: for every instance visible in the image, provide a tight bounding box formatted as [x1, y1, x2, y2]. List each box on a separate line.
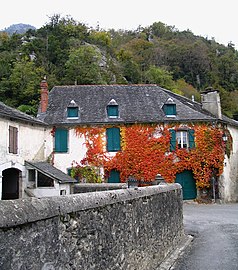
[60, 190, 66, 195]
[107, 105, 119, 118]
[55, 128, 68, 153]
[9, 126, 18, 154]
[170, 129, 195, 151]
[106, 127, 121, 152]
[67, 107, 78, 118]
[163, 104, 176, 116]
[176, 131, 188, 148]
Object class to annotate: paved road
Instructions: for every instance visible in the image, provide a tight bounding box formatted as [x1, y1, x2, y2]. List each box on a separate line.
[172, 203, 238, 270]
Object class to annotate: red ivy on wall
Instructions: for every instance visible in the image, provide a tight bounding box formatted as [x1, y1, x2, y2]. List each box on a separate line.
[74, 124, 229, 189]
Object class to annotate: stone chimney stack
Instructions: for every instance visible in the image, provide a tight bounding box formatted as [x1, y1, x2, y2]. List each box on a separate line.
[201, 88, 222, 119]
[40, 78, 48, 113]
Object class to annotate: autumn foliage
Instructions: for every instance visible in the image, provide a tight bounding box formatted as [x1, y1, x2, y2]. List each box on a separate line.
[74, 124, 229, 189]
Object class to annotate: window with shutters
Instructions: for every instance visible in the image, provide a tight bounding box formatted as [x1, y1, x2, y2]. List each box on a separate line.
[170, 129, 195, 151]
[163, 104, 176, 116]
[67, 107, 79, 118]
[107, 105, 119, 118]
[163, 98, 176, 117]
[106, 127, 121, 152]
[54, 128, 68, 153]
[9, 126, 18, 154]
[67, 100, 79, 118]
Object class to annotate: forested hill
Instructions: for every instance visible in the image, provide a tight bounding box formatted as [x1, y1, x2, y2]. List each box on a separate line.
[1, 23, 36, 35]
[0, 15, 238, 118]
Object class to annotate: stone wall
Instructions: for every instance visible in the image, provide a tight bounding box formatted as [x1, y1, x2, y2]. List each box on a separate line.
[73, 182, 128, 193]
[0, 184, 184, 270]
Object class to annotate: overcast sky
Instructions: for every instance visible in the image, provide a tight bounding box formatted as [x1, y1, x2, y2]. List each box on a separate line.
[1, 0, 238, 48]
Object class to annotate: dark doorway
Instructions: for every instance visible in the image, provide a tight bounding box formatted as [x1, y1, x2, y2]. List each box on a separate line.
[2, 168, 20, 200]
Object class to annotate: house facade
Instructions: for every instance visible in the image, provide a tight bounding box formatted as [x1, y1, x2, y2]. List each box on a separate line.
[0, 97, 75, 200]
[38, 83, 238, 202]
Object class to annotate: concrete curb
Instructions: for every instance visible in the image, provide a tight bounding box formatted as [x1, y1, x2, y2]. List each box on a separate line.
[157, 234, 194, 270]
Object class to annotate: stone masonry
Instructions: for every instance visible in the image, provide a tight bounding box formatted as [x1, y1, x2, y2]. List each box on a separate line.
[0, 184, 184, 270]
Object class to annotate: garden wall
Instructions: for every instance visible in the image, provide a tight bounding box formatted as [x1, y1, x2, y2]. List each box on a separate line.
[0, 184, 184, 270]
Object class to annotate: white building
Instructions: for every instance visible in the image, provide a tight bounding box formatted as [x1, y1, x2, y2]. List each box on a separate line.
[0, 97, 75, 200]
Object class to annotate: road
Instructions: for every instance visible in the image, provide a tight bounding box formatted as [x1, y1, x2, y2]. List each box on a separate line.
[172, 203, 238, 270]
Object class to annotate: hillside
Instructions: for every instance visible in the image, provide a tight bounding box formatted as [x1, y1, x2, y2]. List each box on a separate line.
[0, 15, 238, 118]
[1, 23, 36, 35]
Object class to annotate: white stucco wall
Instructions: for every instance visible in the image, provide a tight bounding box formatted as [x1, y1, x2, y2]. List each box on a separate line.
[0, 117, 52, 199]
[0, 117, 52, 165]
[29, 183, 71, 197]
[220, 124, 238, 202]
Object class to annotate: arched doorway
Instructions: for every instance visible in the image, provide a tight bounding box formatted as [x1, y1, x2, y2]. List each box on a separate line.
[176, 170, 197, 200]
[2, 168, 20, 200]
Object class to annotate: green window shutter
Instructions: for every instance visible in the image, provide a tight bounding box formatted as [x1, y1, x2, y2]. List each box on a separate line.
[170, 129, 176, 151]
[188, 129, 195, 149]
[67, 107, 78, 117]
[55, 128, 68, 152]
[108, 170, 120, 183]
[107, 105, 118, 117]
[164, 104, 176, 116]
[106, 127, 121, 151]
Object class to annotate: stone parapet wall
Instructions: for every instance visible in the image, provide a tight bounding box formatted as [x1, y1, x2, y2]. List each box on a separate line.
[0, 184, 184, 270]
[73, 182, 128, 193]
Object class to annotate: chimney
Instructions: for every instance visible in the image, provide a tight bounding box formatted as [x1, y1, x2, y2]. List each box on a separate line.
[201, 87, 222, 119]
[40, 78, 48, 113]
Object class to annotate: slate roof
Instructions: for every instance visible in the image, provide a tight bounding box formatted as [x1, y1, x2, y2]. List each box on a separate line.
[0, 101, 46, 125]
[38, 84, 223, 125]
[26, 161, 76, 183]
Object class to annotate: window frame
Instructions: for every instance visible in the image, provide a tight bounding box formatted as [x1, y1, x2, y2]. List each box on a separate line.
[176, 130, 188, 149]
[163, 104, 176, 117]
[9, 125, 18, 154]
[67, 107, 79, 118]
[107, 105, 119, 118]
[170, 128, 195, 151]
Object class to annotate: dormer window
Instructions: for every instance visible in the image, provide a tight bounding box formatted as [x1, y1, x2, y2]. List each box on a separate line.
[163, 98, 176, 117]
[67, 100, 79, 118]
[107, 99, 119, 118]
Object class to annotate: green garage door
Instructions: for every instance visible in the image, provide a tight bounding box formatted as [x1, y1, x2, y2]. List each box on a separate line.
[175, 170, 197, 200]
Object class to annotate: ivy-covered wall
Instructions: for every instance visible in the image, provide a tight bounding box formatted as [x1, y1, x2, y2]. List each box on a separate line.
[73, 123, 229, 191]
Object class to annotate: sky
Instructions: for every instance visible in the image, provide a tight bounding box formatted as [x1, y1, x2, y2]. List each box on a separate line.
[1, 0, 238, 48]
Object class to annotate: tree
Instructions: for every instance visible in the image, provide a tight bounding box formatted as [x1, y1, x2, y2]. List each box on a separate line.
[117, 49, 141, 83]
[6, 59, 45, 110]
[145, 66, 176, 90]
[65, 45, 105, 85]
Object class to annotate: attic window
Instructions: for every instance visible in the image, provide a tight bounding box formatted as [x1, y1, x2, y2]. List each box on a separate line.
[107, 99, 119, 118]
[67, 107, 78, 118]
[163, 98, 176, 117]
[67, 100, 79, 118]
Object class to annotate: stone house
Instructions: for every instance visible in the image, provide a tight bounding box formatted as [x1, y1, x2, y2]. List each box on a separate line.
[0, 100, 75, 200]
[37, 82, 238, 202]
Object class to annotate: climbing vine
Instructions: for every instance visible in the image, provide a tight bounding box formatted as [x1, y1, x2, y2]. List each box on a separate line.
[73, 124, 230, 189]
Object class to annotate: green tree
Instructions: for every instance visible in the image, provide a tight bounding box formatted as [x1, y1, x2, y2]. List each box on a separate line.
[7, 59, 45, 110]
[65, 45, 105, 84]
[117, 49, 141, 83]
[145, 66, 176, 90]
